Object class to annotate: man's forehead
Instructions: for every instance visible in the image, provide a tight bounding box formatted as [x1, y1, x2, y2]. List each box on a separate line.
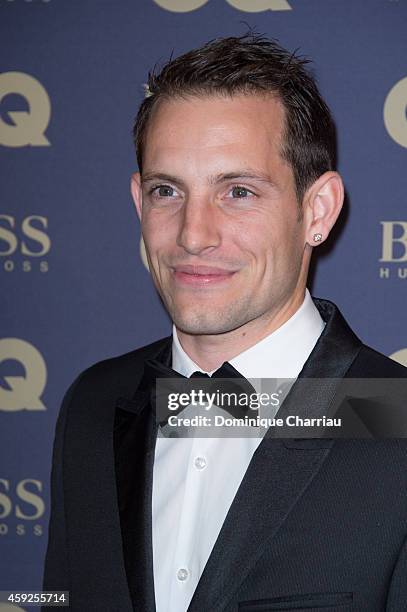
[143, 93, 286, 168]
[145, 92, 285, 139]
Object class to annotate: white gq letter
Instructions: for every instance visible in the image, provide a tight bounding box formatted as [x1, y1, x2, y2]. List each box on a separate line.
[153, 0, 209, 11]
[0, 72, 51, 147]
[389, 349, 407, 368]
[140, 236, 150, 271]
[153, 0, 291, 11]
[0, 338, 47, 411]
[384, 76, 407, 148]
[226, 0, 291, 11]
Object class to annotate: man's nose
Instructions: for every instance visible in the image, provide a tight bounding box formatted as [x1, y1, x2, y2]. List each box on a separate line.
[176, 198, 221, 255]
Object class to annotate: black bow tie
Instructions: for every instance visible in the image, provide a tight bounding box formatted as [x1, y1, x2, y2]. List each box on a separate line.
[143, 358, 258, 425]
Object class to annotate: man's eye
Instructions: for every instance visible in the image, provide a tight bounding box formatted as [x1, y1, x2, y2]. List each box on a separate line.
[229, 186, 254, 198]
[151, 185, 177, 197]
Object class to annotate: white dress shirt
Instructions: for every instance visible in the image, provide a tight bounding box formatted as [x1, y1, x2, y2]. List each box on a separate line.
[152, 289, 325, 612]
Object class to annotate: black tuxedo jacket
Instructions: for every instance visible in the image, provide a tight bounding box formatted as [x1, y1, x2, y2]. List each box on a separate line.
[43, 298, 407, 611]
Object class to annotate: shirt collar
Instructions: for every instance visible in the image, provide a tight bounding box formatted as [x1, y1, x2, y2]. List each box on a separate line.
[172, 288, 325, 380]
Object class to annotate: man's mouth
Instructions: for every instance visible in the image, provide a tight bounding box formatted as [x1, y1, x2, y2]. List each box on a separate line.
[172, 265, 237, 286]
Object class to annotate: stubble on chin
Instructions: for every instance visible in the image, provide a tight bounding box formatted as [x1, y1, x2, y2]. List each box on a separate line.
[169, 297, 253, 336]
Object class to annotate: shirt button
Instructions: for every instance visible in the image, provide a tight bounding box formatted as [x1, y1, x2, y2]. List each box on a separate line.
[194, 456, 207, 470]
[177, 568, 189, 581]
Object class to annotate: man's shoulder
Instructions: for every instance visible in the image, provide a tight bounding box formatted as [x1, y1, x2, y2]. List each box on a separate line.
[347, 343, 407, 378]
[84, 335, 171, 375]
[66, 335, 171, 403]
[312, 295, 406, 378]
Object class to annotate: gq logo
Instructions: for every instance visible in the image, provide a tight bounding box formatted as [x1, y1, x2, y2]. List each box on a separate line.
[0, 478, 45, 537]
[390, 348, 407, 368]
[140, 236, 150, 271]
[0, 72, 51, 147]
[0, 339, 47, 411]
[384, 76, 407, 148]
[0, 215, 50, 273]
[153, 0, 291, 12]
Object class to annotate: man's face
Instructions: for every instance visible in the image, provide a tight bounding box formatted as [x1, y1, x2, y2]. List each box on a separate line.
[133, 93, 309, 335]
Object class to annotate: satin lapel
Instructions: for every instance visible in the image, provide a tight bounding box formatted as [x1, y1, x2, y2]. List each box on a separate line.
[266, 298, 363, 438]
[114, 337, 172, 612]
[188, 299, 363, 612]
[114, 400, 158, 612]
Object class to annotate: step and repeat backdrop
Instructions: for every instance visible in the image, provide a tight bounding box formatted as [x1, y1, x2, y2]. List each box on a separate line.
[1, 0, 406, 603]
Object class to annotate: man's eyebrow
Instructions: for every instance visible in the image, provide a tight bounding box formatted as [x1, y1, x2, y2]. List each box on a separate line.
[141, 173, 184, 186]
[213, 171, 278, 187]
[141, 170, 278, 188]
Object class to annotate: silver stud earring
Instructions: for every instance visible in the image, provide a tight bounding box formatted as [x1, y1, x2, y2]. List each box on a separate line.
[313, 233, 322, 242]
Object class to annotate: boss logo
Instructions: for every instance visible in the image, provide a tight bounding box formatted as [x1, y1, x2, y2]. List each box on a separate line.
[380, 221, 407, 262]
[0, 478, 45, 537]
[379, 221, 407, 280]
[0, 215, 50, 273]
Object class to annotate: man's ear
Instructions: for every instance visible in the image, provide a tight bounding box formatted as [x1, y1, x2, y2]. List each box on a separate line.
[303, 171, 344, 247]
[130, 172, 143, 220]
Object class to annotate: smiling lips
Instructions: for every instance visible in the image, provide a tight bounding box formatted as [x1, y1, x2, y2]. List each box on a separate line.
[172, 264, 237, 286]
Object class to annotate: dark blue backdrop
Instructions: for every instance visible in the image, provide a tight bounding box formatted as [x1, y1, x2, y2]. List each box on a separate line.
[1, 0, 406, 600]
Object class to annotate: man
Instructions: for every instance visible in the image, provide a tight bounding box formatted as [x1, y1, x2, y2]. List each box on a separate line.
[43, 34, 407, 611]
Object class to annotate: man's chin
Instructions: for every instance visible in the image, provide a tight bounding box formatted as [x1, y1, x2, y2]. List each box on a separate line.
[171, 309, 246, 336]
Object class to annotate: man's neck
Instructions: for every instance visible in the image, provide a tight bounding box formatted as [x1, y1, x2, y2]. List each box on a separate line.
[176, 289, 306, 372]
